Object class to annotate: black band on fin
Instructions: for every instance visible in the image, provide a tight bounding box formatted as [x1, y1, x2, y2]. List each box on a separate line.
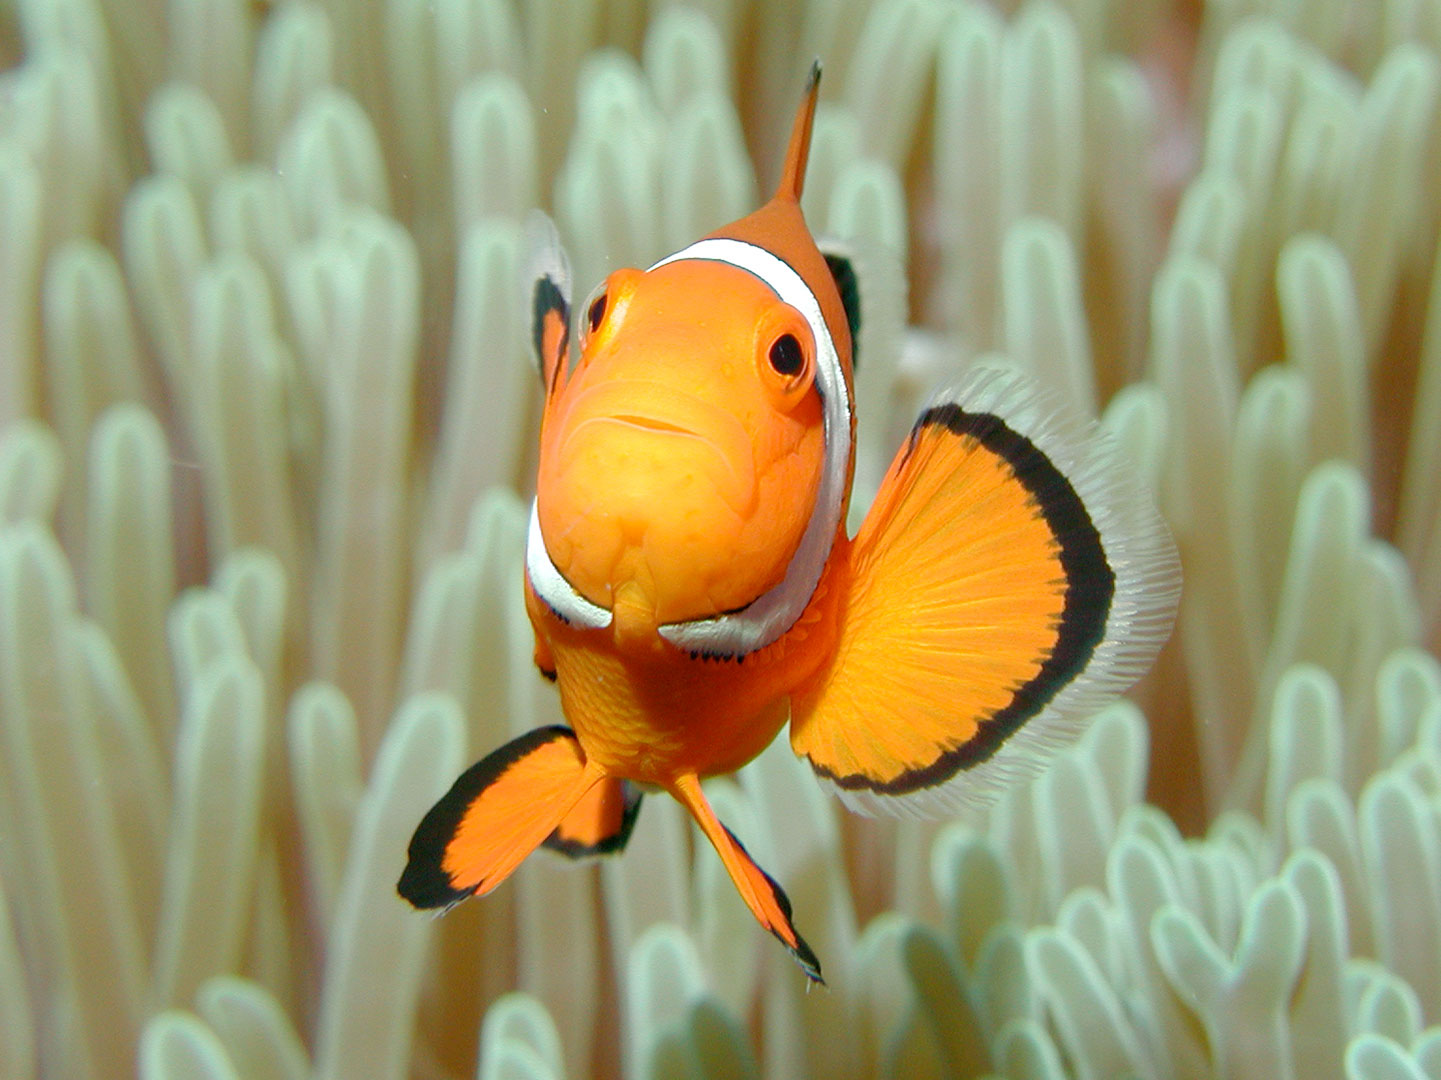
[398, 725, 577, 909]
[532, 275, 570, 391]
[817, 405, 1114, 795]
[823, 251, 861, 369]
[543, 779, 644, 858]
[721, 824, 824, 984]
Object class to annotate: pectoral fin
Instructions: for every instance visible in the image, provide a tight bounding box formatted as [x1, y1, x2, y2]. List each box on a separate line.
[790, 366, 1180, 816]
[525, 210, 572, 396]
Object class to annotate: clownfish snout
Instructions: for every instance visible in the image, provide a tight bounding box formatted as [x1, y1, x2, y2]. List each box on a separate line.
[557, 377, 758, 516]
[533, 262, 828, 633]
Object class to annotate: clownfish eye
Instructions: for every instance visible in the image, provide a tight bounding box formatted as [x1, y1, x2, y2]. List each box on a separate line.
[755, 313, 815, 408]
[587, 292, 608, 334]
[769, 333, 804, 376]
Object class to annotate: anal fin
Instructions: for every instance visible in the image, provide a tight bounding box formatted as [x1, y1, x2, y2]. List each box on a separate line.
[670, 774, 823, 983]
[398, 725, 603, 909]
[543, 777, 643, 858]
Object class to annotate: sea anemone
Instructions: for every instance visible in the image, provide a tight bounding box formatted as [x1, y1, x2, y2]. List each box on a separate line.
[1, 1, 1439, 1078]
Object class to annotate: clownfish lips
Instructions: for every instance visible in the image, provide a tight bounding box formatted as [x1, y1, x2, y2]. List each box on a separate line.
[556, 381, 757, 518]
[609, 414, 696, 437]
[538, 378, 775, 623]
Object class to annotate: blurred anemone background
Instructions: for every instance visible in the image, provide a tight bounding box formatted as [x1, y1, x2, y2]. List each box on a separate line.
[2, 0, 1441, 1077]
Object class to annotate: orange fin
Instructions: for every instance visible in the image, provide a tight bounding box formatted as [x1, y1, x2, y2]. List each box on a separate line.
[671, 774, 823, 983]
[398, 726, 602, 909]
[790, 366, 1180, 816]
[524, 210, 572, 396]
[542, 777, 642, 858]
[775, 60, 822, 202]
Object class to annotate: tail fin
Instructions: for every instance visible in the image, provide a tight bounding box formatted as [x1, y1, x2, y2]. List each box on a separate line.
[775, 61, 822, 203]
[399, 726, 603, 908]
[670, 774, 823, 983]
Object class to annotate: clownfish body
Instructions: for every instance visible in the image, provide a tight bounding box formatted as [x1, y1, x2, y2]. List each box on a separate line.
[399, 65, 1181, 983]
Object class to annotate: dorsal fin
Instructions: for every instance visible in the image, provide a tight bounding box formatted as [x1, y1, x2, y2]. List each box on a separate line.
[775, 61, 822, 203]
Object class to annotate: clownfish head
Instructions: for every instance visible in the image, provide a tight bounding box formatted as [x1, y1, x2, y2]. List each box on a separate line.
[526, 63, 859, 656]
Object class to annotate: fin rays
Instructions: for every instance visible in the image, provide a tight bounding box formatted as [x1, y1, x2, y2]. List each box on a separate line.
[791, 366, 1179, 817]
[543, 777, 643, 858]
[398, 726, 603, 908]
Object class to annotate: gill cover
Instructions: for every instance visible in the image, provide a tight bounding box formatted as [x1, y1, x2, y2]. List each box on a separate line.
[525, 62, 856, 656]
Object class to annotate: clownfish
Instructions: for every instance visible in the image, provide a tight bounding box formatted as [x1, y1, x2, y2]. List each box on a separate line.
[399, 63, 1180, 983]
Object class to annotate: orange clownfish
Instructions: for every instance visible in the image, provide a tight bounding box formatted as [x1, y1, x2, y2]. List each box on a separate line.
[399, 63, 1180, 983]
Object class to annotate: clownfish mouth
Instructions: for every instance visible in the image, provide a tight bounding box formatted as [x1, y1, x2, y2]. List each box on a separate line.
[609, 414, 697, 436]
[555, 380, 757, 517]
[537, 377, 776, 624]
[564, 380, 741, 438]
